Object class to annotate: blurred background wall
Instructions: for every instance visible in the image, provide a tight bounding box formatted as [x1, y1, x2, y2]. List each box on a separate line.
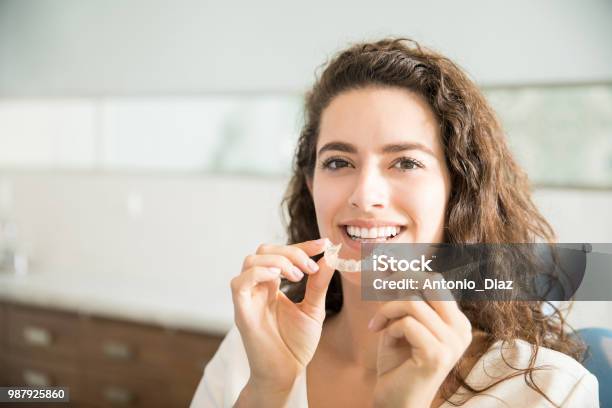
[1, 0, 611, 93]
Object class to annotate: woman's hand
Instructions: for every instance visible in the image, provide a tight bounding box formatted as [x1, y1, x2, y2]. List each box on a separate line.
[369, 298, 473, 408]
[230, 238, 335, 404]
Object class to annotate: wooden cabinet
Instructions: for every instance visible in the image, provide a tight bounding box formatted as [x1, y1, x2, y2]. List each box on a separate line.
[0, 302, 6, 386]
[0, 301, 224, 407]
[3, 305, 85, 405]
[0, 302, 6, 343]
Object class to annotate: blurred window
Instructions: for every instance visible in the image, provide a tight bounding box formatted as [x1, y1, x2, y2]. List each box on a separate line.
[0, 84, 610, 188]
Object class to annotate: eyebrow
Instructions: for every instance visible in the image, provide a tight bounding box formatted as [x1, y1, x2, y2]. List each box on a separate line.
[317, 141, 436, 157]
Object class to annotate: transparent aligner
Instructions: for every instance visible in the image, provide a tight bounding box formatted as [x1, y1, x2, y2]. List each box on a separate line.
[323, 242, 340, 269]
[324, 242, 361, 273]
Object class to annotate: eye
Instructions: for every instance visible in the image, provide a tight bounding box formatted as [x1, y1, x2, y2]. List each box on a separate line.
[392, 157, 423, 171]
[321, 157, 353, 171]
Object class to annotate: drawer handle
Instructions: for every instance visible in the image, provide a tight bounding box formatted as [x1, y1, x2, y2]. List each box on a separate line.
[103, 386, 134, 405]
[22, 326, 52, 347]
[102, 341, 133, 360]
[22, 369, 51, 387]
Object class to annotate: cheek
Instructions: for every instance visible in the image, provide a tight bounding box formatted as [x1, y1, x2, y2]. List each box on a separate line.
[312, 175, 354, 234]
[395, 176, 449, 226]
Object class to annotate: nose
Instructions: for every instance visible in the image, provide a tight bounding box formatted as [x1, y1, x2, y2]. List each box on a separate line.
[348, 164, 389, 211]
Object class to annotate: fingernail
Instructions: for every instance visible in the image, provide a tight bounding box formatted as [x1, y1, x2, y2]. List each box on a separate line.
[368, 317, 375, 331]
[316, 237, 330, 247]
[306, 259, 319, 273]
[291, 266, 304, 280]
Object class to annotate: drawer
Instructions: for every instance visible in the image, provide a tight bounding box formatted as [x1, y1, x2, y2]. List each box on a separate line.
[6, 304, 81, 362]
[80, 317, 222, 379]
[3, 353, 82, 404]
[81, 371, 170, 408]
[80, 317, 170, 377]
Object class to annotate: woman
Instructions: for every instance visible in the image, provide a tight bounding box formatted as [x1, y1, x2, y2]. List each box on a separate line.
[191, 38, 599, 407]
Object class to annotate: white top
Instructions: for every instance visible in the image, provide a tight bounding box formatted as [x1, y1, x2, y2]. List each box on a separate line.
[190, 326, 599, 407]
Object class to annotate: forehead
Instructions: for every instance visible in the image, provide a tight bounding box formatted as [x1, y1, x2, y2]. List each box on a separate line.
[317, 86, 442, 155]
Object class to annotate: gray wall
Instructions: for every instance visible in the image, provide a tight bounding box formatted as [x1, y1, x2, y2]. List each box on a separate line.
[1, 0, 611, 96]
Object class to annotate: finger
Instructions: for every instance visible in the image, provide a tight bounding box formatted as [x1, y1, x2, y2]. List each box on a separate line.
[418, 273, 462, 325]
[256, 242, 324, 275]
[290, 237, 331, 257]
[243, 254, 305, 282]
[382, 269, 426, 301]
[301, 254, 336, 315]
[418, 274, 472, 343]
[384, 315, 440, 350]
[231, 266, 282, 318]
[232, 266, 282, 296]
[369, 300, 451, 343]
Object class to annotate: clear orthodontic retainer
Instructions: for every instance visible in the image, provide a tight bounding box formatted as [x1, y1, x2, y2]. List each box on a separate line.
[323, 242, 361, 272]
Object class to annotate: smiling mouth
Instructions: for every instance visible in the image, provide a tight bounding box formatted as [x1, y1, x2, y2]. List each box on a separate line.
[341, 225, 405, 242]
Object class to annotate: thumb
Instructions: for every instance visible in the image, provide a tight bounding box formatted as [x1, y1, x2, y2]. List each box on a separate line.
[301, 253, 336, 318]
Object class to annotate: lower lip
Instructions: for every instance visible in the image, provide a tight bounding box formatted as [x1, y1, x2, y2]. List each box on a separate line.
[339, 226, 404, 253]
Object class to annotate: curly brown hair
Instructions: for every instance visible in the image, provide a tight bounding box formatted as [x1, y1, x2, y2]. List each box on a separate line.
[280, 37, 585, 406]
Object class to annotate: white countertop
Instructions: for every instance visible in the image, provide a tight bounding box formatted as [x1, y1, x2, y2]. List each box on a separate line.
[0, 269, 235, 335]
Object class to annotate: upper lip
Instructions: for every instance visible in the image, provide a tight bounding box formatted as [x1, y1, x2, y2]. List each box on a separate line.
[339, 219, 406, 228]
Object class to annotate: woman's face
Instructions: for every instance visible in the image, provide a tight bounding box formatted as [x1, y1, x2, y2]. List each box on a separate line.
[309, 86, 451, 275]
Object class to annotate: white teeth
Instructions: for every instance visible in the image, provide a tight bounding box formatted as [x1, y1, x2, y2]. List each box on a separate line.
[344, 225, 400, 239]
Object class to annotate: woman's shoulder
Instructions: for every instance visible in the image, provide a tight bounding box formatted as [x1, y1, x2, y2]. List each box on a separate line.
[479, 338, 592, 381]
[453, 338, 599, 407]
